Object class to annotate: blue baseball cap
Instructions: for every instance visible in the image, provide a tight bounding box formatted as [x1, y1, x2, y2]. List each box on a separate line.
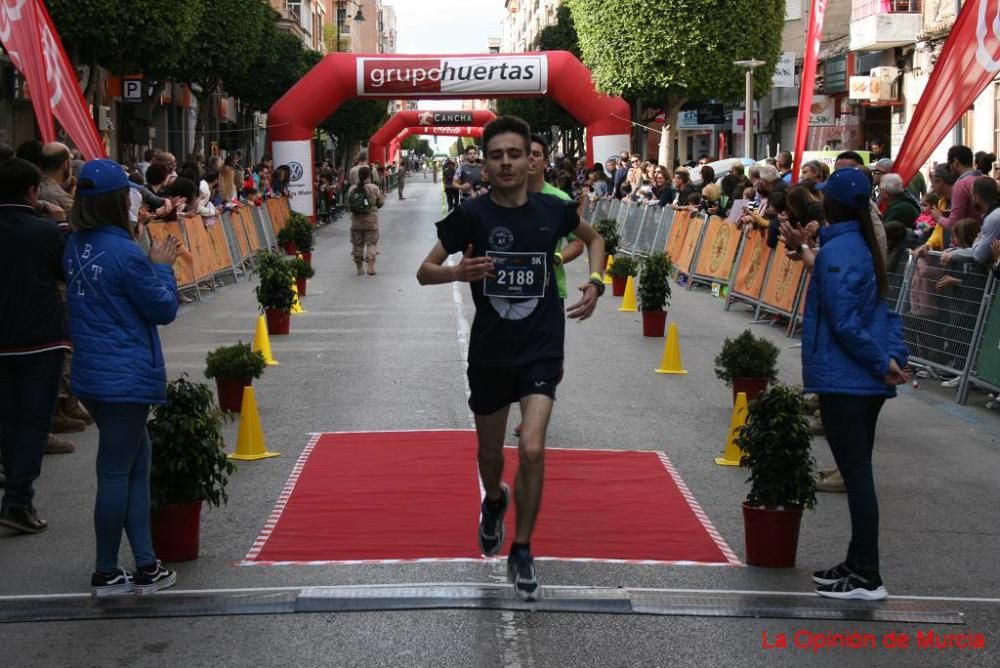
[76, 159, 139, 197]
[817, 167, 872, 208]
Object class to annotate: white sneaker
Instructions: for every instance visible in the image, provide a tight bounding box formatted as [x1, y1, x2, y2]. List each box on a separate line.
[941, 377, 960, 389]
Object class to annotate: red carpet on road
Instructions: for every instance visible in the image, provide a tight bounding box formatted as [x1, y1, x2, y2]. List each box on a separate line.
[243, 430, 739, 566]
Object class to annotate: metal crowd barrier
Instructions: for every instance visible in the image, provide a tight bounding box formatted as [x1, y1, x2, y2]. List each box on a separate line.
[894, 250, 994, 401]
[960, 274, 999, 402]
[584, 197, 998, 406]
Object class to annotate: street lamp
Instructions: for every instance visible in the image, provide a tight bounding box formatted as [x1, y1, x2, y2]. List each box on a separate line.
[336, 0, 365, 52]
[734, 59, 766, 159]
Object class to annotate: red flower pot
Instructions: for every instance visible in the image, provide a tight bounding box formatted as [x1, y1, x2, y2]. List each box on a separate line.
[641, 310, 667, 337]
[151, 500, 203, 562]
[265, 308, 290, 335]
[612, 276, 627, 297]
[732, 377, 770, 404]
[282, 241, 297, 256]
[301, 251, 312, 267]
[215, 377, 251, 413]
[742, 503, 803, 568]
[296, 277, 307, 297]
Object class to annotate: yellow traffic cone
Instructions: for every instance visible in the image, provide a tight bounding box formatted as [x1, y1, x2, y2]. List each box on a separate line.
[603, 255, 614, 285]
[655, 322, 688, 374]
[290, 280, 306, 315]
[715, 392, 748, 466]
[229, 386, 279, 461]
[618, 275, 638, 312]
[252, 315, 278, 366]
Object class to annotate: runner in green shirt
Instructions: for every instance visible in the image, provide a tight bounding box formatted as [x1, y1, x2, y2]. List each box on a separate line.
[529, 135, 584, 299]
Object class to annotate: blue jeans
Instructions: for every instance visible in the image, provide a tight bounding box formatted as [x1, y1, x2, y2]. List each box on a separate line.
[83, 401, 157, 573]
[0, 350, 65, 510]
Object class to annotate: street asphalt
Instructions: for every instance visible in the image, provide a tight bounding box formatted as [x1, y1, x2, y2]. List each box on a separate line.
[1, 177, 998, 667]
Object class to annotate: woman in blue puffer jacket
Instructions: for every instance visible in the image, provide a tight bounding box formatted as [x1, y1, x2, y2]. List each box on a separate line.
[802, 167, 909, 602]
[64, 159, 182, 597]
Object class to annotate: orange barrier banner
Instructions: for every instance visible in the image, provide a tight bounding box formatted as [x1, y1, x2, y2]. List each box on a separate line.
[664, 209, 690, 262]
[675, 215, 706, 275]
[206, 218, 233, 274]
[267, 198, 286, 235]
[240, 207, 263, 251]
[147, 221, 195, 286]
[693, 216, 741, 282]
[231, 210, 252, 260]
[759, 249, 806, 314]
[730, 229, 772, 301]
[181, 216, 216, 283]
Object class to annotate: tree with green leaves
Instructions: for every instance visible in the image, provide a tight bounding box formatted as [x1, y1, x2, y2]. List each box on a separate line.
[497, 5, 583, 155]
[46, 0, 204, 79]
[227, 28, 322, 115]
[171, 0, 277, 147]
[567, 0, 783, 168]
[320, 99, 390, 171]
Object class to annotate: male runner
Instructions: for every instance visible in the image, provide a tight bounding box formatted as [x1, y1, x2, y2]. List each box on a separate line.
[417, 116, 605, 601]
[453, 144, 484, 202]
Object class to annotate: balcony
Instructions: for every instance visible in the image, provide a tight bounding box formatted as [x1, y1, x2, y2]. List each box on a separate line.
[849, 0, 922, 51]
[275, 8, 309, 45]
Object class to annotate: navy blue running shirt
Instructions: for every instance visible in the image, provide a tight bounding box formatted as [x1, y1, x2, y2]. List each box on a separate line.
[436, 192, 581, 367]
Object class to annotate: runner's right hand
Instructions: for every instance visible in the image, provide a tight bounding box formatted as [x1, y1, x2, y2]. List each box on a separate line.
[452, 245, 494, 282]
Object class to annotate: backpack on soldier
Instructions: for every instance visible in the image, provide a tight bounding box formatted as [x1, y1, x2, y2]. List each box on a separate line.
[349, 186, 373, 214]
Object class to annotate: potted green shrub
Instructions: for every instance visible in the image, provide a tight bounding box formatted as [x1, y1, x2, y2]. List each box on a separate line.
[204, 342, 266, 413]
[276, 225, 297, 256]
[288, 257, 315, 297]
[714, 329, 780, 403]
[148, 377, 236, 562]
[593, 218, 620, 260]
[638, 251, 674, 337]
[606, 254, 638, 297]
[737, 384, 816, 568]
[253, 250, 295, 335]
[287, 212, 315, 264]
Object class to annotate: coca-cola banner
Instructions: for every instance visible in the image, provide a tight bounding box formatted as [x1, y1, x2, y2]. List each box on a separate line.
[894, 0, 1000, 183]
[0, 0, 56, 141]
[791, 0, 828, 183]
[0, 0, 105, 158]
[357, 56, 548, 97]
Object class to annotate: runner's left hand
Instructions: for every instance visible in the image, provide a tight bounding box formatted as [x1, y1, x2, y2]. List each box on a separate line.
[566, 283, 599, 321]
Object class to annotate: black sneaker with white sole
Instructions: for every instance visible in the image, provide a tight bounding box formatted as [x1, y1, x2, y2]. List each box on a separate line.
[812, 562, 855, 585]
[478, 483, 509, 557]
[507, 549, 541, 602]
[133, 560, 177, 594]
[91, 569, 133, 597]
[815, 572, 887, 601]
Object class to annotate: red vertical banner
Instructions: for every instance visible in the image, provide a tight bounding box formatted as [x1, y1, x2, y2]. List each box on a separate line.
[791, 0, 828, 184]
[36, 0, 106, 158]
[0, 0, 56, 142]
[893, 0, 1000, 184]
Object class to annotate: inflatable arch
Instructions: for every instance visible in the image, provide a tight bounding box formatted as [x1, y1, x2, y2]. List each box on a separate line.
[387, 125, 484, 163]
[370, 109, 496, 166]
[268, 51, 632, 216]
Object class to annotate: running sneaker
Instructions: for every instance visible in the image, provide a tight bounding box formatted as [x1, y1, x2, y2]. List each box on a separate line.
[815, 572, 887, 601]
[91, 569, 133, 597]
[507, 549, 541, 602]
[812, 562, 855, 585]
[941, 376, 960, 389]
[478, 483, 509, 557]
[132, 560, 177, 595]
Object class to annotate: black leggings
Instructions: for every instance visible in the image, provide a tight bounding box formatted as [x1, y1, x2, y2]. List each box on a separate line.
[818, 393, 886, 575]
